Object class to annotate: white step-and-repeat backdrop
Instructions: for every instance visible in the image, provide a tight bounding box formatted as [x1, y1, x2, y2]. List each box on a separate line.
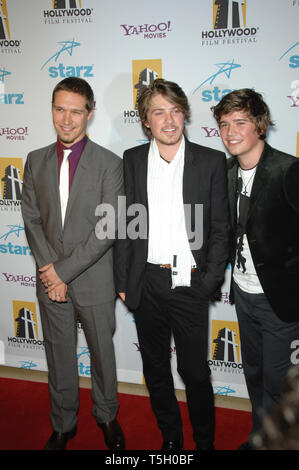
[0, 0, 298, 399]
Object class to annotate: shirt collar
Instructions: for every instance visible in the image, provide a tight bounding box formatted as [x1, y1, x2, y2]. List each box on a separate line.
[56, 135, 88, 157]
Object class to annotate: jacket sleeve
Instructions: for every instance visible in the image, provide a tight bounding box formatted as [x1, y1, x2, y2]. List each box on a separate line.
[21, 152, 59, 269]
[113, 151, 133, 293]
[201, 152, 230, 296]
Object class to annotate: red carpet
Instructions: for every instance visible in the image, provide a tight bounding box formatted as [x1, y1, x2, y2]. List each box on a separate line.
[0, 377, 251, 450]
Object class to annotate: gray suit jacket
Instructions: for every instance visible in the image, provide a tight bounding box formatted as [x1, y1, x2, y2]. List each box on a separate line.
[21, 138, 123, 306]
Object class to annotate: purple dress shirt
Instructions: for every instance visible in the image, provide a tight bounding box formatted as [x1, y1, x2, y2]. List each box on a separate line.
[57, 135, 87, 191]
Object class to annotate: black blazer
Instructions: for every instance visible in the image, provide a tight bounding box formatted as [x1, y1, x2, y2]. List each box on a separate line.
[115, 138, 230, 311]
[228, 142, 299, 322]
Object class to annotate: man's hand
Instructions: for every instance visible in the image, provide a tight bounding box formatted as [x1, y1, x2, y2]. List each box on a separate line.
[39, 263, 64, 292]
[48, 282, 68, 303]
[118, 292, 126, 302]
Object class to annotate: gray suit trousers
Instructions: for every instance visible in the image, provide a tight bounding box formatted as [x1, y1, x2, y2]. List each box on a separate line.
[39, 295, 119, 433]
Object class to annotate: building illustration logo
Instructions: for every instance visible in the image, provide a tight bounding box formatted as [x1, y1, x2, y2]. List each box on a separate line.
[202, 0, 257, 47]
[132, 59, 162, 109]
[53, 0, 82, 7]
[213, 0, 247, 29]
[0, 158, 23, 201]
[44, 0, 93, 24]
[7, 301, 44, 349]
[0, 0, 10, 39]
[213, 325, 239, 362]
[13, 301, 38, 340]
[0, 1, 22, 52]
[210, 320, 243, 370]
[123, 59, 162, 126]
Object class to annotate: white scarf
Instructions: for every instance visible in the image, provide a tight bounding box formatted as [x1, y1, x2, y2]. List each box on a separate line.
[147, 137, 195, 288]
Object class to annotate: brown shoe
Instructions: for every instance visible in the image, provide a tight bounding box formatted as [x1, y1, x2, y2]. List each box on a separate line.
[98, 419, 125, 450]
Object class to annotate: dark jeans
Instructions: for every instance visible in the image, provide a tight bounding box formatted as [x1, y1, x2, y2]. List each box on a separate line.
[134, 263, 214, 447]
[233, 281, 299, 439]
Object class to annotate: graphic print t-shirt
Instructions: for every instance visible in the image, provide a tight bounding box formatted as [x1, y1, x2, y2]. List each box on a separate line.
[233, 166, 264, 294]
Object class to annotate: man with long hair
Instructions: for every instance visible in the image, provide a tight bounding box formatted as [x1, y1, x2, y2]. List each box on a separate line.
[115, 78, 229, 450]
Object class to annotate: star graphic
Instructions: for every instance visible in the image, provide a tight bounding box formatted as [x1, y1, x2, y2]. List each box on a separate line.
[77, 347, 90, 359]
[0, 224, 24, 240]
[192, 59, 241, 94]
[41, 39, 81, 70]
[0, 68, 11, 82]
[19, 361, 37, 370]
[279, 41, 299, 61]
[214, 385, 236, 396]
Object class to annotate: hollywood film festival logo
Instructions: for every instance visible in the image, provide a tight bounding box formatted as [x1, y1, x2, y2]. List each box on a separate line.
[43, 0, 93, 25]
[202, 0, 259, 47]
[0, 0, 22, 53]
[0, 158, 23, 212]
[123, 59, 162, 127]
[7, 300, 44, 351]
[209, 320, 243, 376]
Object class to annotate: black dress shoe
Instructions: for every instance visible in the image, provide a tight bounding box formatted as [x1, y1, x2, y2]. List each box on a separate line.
[237, 441, 255, 450]
[44, 426, 77, 450]
[196, 444, 215, 450]
[161, 438, 183, 450]
[98, 419, 125, 450]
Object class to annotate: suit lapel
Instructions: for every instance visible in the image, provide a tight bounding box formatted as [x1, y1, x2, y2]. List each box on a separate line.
[183, 138, 195, 203]
[227, 161, 238, 230]
[247, 143, 271, 222]
[136, 144, 149, 208]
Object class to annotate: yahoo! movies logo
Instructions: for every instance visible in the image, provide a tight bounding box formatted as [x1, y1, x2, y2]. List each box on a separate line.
[192, 59, 241, 102]
[43, 1, 93, 25]
[120, 21, 172, 40]
[0, 0, 22, 53]
[2, 272, 36, 288]
[0, 158, 23, 211]
[41, 39, 94, 78]
[0, 68, 24, 104]
[202, 0, 259, 47]
[123, 59, 162, 125]
[0, 224, 32, 256]
[0, 126, 29, 142]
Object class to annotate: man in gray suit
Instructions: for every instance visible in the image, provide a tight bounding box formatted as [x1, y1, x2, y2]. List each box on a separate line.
[21, 77, 125, 450]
